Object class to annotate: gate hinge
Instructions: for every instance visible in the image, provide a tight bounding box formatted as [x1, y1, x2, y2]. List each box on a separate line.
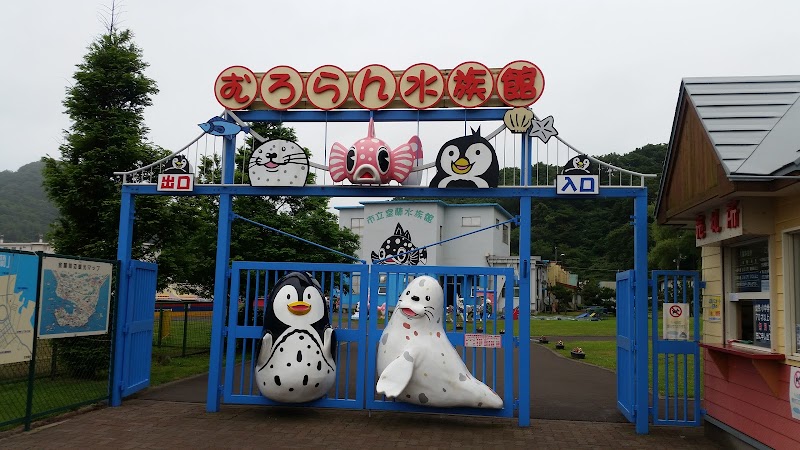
[513, 399, 520, 410]
[699, 281, 707, 289]
[218, 384, 224, 395]
[126, 264, 134, 277]
[512, 337, 520, 348]
[222, 326, 228, 337]
[648, 279, 654, 288]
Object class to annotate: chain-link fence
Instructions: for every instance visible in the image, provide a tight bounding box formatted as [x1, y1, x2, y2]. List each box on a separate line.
[0, 251, 118, 431]
[152, 301, 212, 358]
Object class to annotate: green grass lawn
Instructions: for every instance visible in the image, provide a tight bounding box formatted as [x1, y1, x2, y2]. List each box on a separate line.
[540, 338, 700, 398]
[0, 376, 109, 429]
[149, 352, 212, 386]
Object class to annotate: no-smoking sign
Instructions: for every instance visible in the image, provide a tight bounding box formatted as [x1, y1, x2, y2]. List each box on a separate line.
[663, 303, 689, 340]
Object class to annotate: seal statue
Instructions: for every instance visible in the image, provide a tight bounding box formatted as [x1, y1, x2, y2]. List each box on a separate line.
[376, 276, 503, 409]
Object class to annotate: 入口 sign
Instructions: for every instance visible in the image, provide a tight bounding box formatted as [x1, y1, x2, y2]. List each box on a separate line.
[214, 61, 545, 111]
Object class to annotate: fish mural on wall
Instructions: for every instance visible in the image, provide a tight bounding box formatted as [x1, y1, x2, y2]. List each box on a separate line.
[371, 223, 427, 265]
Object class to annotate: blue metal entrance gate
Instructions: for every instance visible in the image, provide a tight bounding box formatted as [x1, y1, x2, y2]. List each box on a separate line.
[617, 269, 704, 429]
[113, 106, 654, 431]
[615, 270, 636, 423]
[650, 270, 703, 426]
[222, 262, 525, 422]
[112, 260, 158, 403]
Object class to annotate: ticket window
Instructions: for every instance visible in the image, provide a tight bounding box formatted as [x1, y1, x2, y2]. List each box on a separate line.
[786, 230, 800, 357]
[724, 239, 772, 350]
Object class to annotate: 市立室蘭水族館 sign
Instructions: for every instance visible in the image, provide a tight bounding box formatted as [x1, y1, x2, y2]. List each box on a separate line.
[214, 61, 545, 111]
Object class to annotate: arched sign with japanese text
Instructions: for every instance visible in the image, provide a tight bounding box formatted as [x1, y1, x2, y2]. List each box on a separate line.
[214, 61, 545, 111]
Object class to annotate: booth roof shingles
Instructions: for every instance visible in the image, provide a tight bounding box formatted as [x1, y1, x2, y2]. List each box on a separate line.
[656, 75, 800, 225]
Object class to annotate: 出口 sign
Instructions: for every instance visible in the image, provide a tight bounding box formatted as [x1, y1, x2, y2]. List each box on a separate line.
[214, 61, 545, 111]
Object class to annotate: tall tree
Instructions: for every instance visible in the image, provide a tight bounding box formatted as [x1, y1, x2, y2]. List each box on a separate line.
[42, 26, 165, 260]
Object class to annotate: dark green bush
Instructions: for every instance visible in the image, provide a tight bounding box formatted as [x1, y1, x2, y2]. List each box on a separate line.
[57, 336, 110, 379]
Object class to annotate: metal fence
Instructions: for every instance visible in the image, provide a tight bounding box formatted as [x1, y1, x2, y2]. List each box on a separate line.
[152, 301, 213, 358]
[0, 250, 118, 431]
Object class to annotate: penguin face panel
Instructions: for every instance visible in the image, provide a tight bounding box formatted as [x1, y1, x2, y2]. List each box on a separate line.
[395, 276, 443, 323]
[271, 276, 325, 328]
[429, 129, 499, 188]
[163, 154, 192, 174]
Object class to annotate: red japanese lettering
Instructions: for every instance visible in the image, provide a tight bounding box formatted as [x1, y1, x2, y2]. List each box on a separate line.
[313, 71, 342, 103]
[404, 69, 437, 103]
[219, 72, 252, 104]
[268, 73, 296, 105]
[500, 66, 538, 101]
[726, 201, 740, 228]
[452, 67, 487, 101]
[160, 175, 175, 190]
[695, 214, 706, 239]
[177, 175, 191, 190]
[359, 68, 389, 102]
[710, 209, 721, 233]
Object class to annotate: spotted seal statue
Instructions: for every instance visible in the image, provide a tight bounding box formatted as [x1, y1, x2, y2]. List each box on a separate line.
[375, 276, 503, 408]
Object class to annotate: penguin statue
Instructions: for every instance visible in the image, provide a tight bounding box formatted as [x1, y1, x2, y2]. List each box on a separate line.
[255, 272, 337, 403]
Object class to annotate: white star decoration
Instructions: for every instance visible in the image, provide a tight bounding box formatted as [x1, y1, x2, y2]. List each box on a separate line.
[528, 115, 558, 143]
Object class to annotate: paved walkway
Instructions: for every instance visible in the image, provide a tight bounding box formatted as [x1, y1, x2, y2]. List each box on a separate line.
[137, 337, 627, 422]
[0, 337, 717, 448]
[0, 400, 720, 449]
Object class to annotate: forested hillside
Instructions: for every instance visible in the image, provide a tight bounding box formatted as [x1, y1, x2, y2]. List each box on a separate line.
[0, 161, 58, 242]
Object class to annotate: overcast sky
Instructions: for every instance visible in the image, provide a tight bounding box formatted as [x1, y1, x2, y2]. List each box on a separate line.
[3, 0, 800, 185]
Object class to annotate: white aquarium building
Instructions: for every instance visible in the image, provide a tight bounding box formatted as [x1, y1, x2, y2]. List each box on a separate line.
[336, 200, 545, 314]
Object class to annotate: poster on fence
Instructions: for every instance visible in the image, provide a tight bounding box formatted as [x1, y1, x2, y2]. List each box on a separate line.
[37, 256, 113, 339]
[0, 251, 40, 365]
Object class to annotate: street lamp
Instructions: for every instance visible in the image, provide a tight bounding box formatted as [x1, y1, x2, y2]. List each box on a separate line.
[554, 249, 565, 265]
